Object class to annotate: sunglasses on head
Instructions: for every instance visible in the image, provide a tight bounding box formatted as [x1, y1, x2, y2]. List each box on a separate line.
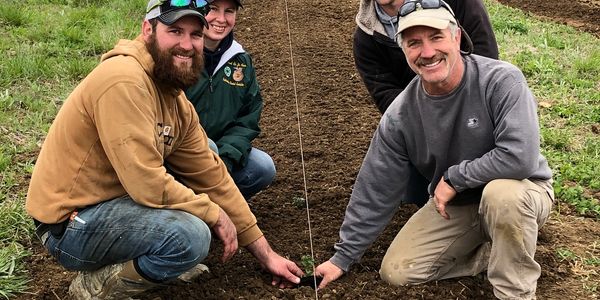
[398, 0, 455, 18]
[147, 0, 210, 14]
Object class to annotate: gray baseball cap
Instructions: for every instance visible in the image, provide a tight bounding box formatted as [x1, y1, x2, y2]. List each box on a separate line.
[145, 0, 210, 28]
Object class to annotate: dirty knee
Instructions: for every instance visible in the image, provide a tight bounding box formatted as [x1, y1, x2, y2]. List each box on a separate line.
[481, 179, 526, 214]
[379, 257, 427, 286]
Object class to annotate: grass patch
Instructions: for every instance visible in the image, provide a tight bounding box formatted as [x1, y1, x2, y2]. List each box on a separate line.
[487, 0, 600, 217]
[0, 5, 31, 27]
[0, 243, 30, 299]
[0, 0, 145, 296]
[0, 199, 32, 299]
[556, 244, 600, 293]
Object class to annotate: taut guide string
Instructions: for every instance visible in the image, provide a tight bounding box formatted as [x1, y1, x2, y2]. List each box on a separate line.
[283, 0, 319, 298]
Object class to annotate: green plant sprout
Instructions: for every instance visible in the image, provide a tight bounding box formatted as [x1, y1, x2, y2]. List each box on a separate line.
[300, 255, 315, 276]
[292, 196, 305, 209]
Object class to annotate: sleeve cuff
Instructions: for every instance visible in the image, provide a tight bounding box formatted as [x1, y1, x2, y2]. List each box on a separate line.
[202, 202, 221, 227]
[447, 166, 466, 193]
[237, 224, 263, 247]
[330, 252, 353, 273]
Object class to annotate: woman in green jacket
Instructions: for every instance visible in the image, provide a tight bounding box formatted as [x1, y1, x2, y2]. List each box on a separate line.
[186, 0, 274, 200]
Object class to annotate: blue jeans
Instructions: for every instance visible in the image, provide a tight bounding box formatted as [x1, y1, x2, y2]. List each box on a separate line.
[208, 139, 276, 200]
[43, 196, 211, 282]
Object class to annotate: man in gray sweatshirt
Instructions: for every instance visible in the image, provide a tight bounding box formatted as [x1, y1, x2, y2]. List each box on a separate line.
[354, 0, 498, 114]
[355, 0, 499, 209]
[316, 1, 554, 299]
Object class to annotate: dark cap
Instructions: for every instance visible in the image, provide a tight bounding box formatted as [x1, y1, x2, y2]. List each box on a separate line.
[145, 0, 210, 28]
[233, 0, 243, 8]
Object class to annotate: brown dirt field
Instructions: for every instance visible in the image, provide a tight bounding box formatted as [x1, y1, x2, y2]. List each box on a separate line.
[498, 0, 600, 38]
[17, 0, 600, 299]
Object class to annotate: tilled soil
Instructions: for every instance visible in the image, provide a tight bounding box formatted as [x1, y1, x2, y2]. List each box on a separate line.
[18, 1, 600, 299]
[498, 0, 600, 38]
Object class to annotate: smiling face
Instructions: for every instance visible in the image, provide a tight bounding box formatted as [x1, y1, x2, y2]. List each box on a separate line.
[203, 0, 238, 51]
[143, 15, 205, 89]
[400, 25, 463, 95]
[376, 0, 405, 16]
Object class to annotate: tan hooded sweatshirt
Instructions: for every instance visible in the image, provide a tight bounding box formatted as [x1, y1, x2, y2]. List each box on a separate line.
[26, 36, 262, 246]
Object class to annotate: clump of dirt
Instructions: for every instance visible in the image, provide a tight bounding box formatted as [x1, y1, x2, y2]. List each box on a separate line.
[17, 0, 600, 299]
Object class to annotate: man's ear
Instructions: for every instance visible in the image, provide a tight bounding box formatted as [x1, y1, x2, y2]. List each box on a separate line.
[455, 26, 462, 43]
[142, 20, 153, 42]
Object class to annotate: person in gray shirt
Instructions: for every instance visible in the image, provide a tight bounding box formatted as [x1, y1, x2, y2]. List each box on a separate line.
[316, 1, 554, 299]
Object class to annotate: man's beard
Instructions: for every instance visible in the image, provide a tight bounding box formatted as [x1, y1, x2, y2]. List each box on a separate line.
[146, 33, 204, 90]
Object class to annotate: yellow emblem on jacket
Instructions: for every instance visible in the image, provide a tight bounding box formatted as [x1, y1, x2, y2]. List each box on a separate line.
[233, 67, 244, 82]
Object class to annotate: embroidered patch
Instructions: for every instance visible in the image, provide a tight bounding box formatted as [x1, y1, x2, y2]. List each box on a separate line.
[233, 67, 244, 81]
[157, 123, 175, 146]
[163, 126, 171, 136]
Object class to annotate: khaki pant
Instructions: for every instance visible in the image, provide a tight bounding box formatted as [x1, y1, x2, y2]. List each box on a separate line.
[380, 179, 554, 300]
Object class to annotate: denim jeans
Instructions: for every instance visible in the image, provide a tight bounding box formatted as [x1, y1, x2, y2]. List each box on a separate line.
[43, 196, 211, 282]
[208, 139, 276, 200]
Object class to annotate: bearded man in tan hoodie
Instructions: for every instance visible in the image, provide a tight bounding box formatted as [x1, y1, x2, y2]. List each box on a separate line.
[26, 1, 303, 299]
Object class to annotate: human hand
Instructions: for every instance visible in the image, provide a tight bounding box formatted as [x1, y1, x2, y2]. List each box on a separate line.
[213, 208, 238, 262]
[265, 252, 305, 288]
[246, 237, 303, 288]
[314, 260, 344, 289]
[433, 179, 457, 219]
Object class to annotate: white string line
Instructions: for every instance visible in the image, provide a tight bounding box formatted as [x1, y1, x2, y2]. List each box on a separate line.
[282, 0, 319, 297]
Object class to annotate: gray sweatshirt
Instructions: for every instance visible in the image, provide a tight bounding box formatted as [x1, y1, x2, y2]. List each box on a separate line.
[330, 54, 552, 272]
[374, 2, 398, 40]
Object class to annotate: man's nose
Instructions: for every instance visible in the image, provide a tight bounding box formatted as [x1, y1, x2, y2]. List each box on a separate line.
[179, 34, 194, 50]
[420, 41, 436, 58]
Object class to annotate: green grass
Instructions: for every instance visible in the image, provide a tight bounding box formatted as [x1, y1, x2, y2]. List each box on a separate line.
[0, 0, 599, 297]
[556, 244, 600, 292]
[486, 0, 600, 217]
[0, 0, 145, 296]
[0, 200, 32, 299]
[0, 243, 30, 299]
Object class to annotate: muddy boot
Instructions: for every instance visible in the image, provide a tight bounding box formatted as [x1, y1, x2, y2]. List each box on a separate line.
[68, 261, 156, 300]
[177, 264, 210, 283]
